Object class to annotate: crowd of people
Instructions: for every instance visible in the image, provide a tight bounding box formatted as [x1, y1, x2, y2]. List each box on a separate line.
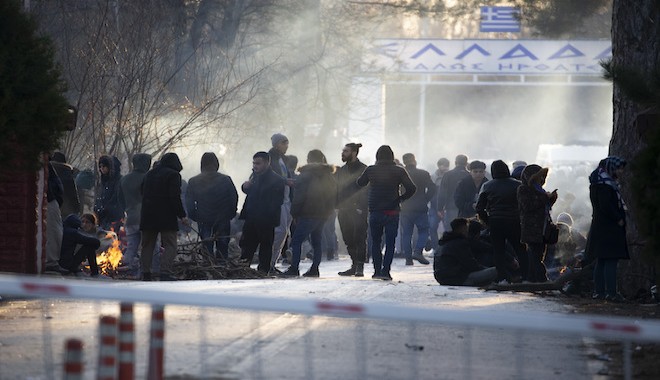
[42, 134, 629, 300]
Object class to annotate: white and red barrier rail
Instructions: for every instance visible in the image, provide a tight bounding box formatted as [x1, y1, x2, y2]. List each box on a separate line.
[1, 274, 659, 342]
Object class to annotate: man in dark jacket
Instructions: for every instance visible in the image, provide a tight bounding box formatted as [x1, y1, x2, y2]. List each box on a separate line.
[357, 145, 416, 281]
[454, 160, 488, 218]
[475, 160, 526, 282]
[50, 152, 81, 218]
[186, 152, 239, 261]
[239, 151, 286, 274]
[268, 133, 295, 272]
[140, 153, 188, 281]
[118, 153, 152, 277]
[45, 160, 68, 274]
[436, 154, 470, 231]
[429, 157, 450, 253]
[94, 155, 123, 230]
[336, 143, 369, 277]
[58, 214, 101, 276]
[400, 153, 435, 265]
[433, 218, 497, 286]
[281, 150, 337, 277]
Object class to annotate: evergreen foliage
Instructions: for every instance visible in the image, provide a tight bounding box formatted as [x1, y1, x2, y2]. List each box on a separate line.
[602, 59, 660, 261]
[0, 0, 69, 169]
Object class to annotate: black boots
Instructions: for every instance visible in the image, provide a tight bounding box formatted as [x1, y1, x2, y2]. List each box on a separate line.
[338, 263, 364, 277]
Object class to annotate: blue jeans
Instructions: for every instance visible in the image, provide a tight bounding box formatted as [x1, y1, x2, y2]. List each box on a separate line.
[123, 224, 142, 276]
[369, 211, 400, 275]
[428, 209, 441, 251]
[400, 211, 430, 259]
[198, 220, 230, 260]
[290, 218, 326, 269]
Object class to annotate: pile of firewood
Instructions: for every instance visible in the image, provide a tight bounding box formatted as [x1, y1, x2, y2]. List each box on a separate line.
[171, 240, 267, 280]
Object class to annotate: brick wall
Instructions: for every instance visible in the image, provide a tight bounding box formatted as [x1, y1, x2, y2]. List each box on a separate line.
[0, 167, 44, 274]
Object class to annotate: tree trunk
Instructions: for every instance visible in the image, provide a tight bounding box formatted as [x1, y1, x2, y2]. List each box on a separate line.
[610, 0, 660, 298]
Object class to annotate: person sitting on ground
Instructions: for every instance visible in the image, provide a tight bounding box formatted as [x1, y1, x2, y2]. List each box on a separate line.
[59, 214, 101, 277]
[433, 218, 498, 287]
[467, 219, 494, 267]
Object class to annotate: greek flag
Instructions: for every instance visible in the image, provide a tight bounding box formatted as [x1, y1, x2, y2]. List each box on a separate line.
[480, 6, 521, 33]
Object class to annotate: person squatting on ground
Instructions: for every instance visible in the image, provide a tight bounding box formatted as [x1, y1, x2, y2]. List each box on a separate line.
[186, 152, 239, 262]
[357, 145, 416, 281]
[118, 153, 152, 277]
[139, 153, 188, 281]
[269, 133, 295, 273]
[517, 164, 558, 283]
[436, 154, 470, 232]
[59, 214, 101, 277]
[94, 155, 124, 231]
[400, 153, 435, 265]
[454, 160, 488, 219]
[239, 152, 286, 274]
[434, 218, 498, 287]
[281, 150, 337, 277]
[587, 156, 629, 302]
[336, 143, 369, 277]
[476, 160, 527, 283]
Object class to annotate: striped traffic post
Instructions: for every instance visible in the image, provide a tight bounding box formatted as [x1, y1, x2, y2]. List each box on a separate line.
[63, 338, 84, 380]
[147, 305, 165, 380]
[97, 316, 118, 380]
[118, 303, 135, 380]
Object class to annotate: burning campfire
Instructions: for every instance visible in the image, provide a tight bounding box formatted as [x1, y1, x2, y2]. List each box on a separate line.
[95, 232, 123, 276]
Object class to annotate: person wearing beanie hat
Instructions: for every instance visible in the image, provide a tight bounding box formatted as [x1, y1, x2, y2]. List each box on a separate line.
[586, 156, 629, 302]
[557, 212, 573, 227]
[518, 163, 558, 283]
[268, 133, 295, 274]
[436, 154, 470, 232]
[475, 159, 526, 282]
[400, 153, 435, 266]
[336, 142, 369, 277]
[186, 152, 239, 262]
[357, 145, 417, 281]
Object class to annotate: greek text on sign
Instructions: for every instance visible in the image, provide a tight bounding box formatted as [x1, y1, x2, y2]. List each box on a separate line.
[363, 39, 611, 75]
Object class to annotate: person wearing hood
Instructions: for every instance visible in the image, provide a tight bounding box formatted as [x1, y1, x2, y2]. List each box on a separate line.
[336, 143, 369, 277]
[94, 155, 123, 230]
[140, 153, 188, 281]
[58, 214, 101, 276]
[517, 164, 558, 283]
[475, 160, 526, 282]
[400, 153, 435, 266]
[434, 218, 498, 286]
[357, 145, 416, 281]
[586, 156, 628, 302]
[186, 152, 239, 261]
[118, 153, 152, 277]
[280, 150, 337, 277]
[511, 160, 527, 181]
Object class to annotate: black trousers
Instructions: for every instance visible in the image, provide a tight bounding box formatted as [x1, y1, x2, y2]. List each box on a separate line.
[61, 244, 99, 276]
[239, 220, 275, 273]
[489, 217, 527, 281]
[337, 209, 368, 264]
[527, 242, 548, 282]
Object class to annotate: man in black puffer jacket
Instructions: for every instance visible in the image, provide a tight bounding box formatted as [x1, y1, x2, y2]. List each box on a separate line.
[186, 152, 239, 261]
[357, 145, 416, 281]
[434, 218, 497, 286]
[475, 160, 526, 282]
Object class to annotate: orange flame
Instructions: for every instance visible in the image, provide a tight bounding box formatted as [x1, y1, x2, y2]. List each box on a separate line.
[96, 238, 123, 275]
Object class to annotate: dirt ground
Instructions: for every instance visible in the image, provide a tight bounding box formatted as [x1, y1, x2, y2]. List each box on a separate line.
[556, 294, 660, 379]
